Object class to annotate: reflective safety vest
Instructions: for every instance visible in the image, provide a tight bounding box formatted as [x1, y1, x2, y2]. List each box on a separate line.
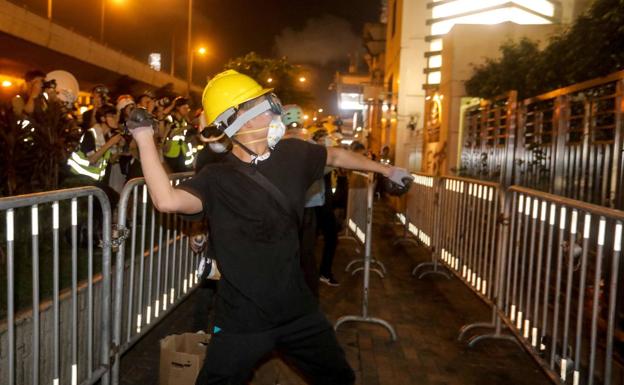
[164, 118, 195, 166]
[67, 128, 111, 181]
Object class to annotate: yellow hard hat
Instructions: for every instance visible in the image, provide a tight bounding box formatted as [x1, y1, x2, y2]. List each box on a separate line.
[202, 70, 272, 125]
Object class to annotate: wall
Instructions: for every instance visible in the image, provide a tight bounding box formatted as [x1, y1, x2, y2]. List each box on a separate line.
[384, 0, 429, 171]
[427, 22, 559, 175]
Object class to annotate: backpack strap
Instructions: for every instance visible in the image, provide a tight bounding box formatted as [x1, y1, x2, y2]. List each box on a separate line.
[231, 164, 301, 227]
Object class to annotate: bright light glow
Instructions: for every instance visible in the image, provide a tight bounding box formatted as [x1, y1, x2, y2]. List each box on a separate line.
[339, 93, 365, 110]
[432, 0, 555, 19]
[356, 126, 363, 132]
[318, 108, 324, 113]
[430, 40, 443, 52]
[381, 104, 389, 112]
[341, 139, 354, 145]
[313, 117, 318, 121]
[428, 55, 442, 68]
[1, 80, 12, 88]
[427, 71, 442, 85]
[148, 53, 161, 71]
[431, 7, 552, 35]
[79, 106, 89, 114]
[197, 47, 207, 55]
[267, 77, 273, 83]
[299, 76, 307, 83]
[303, 114, 309, 120]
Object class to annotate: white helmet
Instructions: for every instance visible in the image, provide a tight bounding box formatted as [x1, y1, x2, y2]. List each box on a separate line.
[46, 70, 79, 106]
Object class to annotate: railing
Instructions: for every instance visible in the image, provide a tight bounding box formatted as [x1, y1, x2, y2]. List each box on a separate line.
[335, 171, 397, 341]
[111, 172, 197, 384]
[460, 70, 624, 209]
[399, 173, 624, 384]
[0, 187, 112, 385]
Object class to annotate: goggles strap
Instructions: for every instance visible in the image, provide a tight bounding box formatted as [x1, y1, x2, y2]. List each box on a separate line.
[235, 126, 268, 136]
[223, 100, 271, 137]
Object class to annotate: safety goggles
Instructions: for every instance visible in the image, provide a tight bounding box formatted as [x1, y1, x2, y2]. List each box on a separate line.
[201, 93, 282, 140]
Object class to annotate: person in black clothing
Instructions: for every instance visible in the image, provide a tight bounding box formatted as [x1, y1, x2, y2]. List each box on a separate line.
[126, 70, 412, 385]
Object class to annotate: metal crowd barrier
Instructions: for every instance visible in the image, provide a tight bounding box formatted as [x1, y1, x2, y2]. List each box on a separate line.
[335, 172, 397, 341]
[408, 174, 450, 279]
[111, 172, 200, 383]
[1, 187, 113, 385]
[486, 186, 624, 385]
[399, 173, 624, 384]
[342, 171, 386, 277]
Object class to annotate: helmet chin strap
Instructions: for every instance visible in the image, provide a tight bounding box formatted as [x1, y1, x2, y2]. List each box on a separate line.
[230, 136, 269, 164]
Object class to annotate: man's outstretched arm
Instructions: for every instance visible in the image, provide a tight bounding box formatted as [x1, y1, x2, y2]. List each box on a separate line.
[130, 118, 203, 214]
[326, 146, 413, 189]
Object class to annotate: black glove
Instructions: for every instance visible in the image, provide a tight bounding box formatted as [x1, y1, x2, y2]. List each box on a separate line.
[382, 167, 414, 196]
[125, 107, 157, 136]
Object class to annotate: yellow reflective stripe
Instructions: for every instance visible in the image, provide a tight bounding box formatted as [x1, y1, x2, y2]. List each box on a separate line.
[71, 152, 91, 167]
[67, 158, 101, 180]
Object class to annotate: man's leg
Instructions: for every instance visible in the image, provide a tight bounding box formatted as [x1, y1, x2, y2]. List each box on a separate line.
[317, 203, 338, 279]
[195, 329, 275, 385]
[300, 207, 320, 297]
[277, 313, 355, 385]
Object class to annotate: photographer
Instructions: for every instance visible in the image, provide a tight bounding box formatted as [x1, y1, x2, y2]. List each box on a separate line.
[11, 69, 47, 118]
[81, 85, 110, 131]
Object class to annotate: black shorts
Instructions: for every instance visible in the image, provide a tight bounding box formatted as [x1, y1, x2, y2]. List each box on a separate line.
[195, 311, 355, 385]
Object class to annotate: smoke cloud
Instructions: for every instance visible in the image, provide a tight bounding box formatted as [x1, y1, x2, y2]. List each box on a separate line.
[275, 15, 362, 66]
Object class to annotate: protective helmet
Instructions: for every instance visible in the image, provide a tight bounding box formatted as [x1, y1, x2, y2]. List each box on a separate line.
[201, 70, 281, 139]
[46, 70, 79, 106]
[116, 94, 135, 112]
[281, 105, 303, 128]
[202, 70, 272, 126]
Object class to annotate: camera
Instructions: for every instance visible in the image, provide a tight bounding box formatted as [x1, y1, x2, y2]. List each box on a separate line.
[42, 79, 57, 89]
[156, 97, 171, 107]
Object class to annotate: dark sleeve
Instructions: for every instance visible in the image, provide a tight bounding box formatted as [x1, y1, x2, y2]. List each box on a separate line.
[81, 110, 93, 131]
[177, 167, 212, 218]
[304, 142, 327, 188]
[80, 132, 96, 155]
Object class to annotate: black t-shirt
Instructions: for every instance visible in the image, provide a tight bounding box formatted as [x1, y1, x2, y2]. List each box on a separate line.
[179, 138, 327, 332]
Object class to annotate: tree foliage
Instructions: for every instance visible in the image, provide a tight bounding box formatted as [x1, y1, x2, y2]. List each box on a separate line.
[466, 0, 624, 99]
[223, 52, 314, 108]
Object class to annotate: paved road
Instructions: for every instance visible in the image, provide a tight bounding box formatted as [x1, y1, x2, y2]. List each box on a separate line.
[120, 202, 550, 385]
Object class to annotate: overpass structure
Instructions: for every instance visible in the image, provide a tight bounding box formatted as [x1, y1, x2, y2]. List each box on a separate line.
[0, 0, 202, 95]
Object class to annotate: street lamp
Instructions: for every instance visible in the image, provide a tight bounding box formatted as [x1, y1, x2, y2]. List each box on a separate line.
[100, 0, 126, 42]
[188, 46, 208, 93]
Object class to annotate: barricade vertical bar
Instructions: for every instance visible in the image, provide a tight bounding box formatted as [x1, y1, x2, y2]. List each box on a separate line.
[560, 209, 578, 380]
[588, 219, 605, 385]
[155, 211, 164, 318]
[540, 204, 557, 351]
[604, 222, 622, 385]
[163, 212, 171, 311]
[127, 186, 138, 342]
[6, 208, 15, 385]
[517, 197, 531, 330]
[147, 206, 156, 325]
[171, 213, 178, 304]
[573, 214, 591, 384]
[71, 198, 78, 385]
[485, 188, 496, 297]
[52, 202, 60, 385]
[550, 206, 567, 369]
[100, 192, 112, 385]
[31, 204, 40, 385]
[137, 186, 148, 334]
[531, 202, 547, 347]
[524, 199, 539, 340]
[501, 191, 524, 316]
[87, 196, 94, 376]
[509, 194, 523, 318]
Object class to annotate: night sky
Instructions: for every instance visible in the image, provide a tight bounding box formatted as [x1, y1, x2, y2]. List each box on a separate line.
[10, 0, 382, 109]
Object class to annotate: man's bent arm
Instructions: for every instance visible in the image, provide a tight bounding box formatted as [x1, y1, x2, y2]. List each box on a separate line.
[134, 130, 202, 214]
[326, 147, 391, 177]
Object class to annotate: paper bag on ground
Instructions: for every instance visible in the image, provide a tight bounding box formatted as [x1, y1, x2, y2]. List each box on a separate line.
[160, 333, 211, 385]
